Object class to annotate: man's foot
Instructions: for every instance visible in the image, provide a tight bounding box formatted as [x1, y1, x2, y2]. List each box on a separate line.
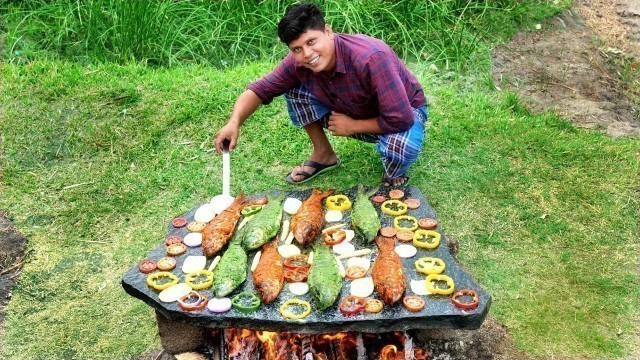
[285, 159, 341, 184]
[382, 175, 409, 187]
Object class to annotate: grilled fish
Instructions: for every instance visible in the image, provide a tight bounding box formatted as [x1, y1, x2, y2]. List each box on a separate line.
[242, 195, 284, 250]
[212, 242, 247, 297]
[308, 243, 342, 310]
[292, 189, 334, 247]
[371, 236, 406, 305]
[351, 185, 380, 243]
[202, 191, 246, 257]
[252, 239, 284, 304]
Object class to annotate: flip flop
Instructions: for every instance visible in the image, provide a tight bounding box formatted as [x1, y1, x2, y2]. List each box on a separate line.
[285, 159, 341, 184]
[382, 175, 409, 187]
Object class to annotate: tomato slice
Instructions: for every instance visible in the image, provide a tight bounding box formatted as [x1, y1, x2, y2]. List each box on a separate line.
[284, 254, 310, 270]
[396, 230, 414, 242]
[324, 228, 346, 246]
[379, 226, 398, 238]
[172, 217, 188, 228]
[339, 295, 367, 315]
[418, 218, 438, 230]
[138, 259, 157, 274]
[371, 194, 387, 204]
[167, 243, 187, 256]
[157, 257, 177, 271]
[345, 266, 367, 280]
[403, 295, 425, 312]
[165, 236, 183, 246]
[388, 189, 405, 199]
[284, 267, 309, 283]
[178, 291, 208, 311]
[451, 289, 479, 310]
[364, 299, 384, 313]
[405, 198, 421, 209]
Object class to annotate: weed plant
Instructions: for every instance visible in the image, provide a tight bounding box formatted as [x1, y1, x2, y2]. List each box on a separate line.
[2, 0, 569, 69]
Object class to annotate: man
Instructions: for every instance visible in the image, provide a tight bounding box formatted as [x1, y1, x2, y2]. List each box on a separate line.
[214, 2, 427, 186]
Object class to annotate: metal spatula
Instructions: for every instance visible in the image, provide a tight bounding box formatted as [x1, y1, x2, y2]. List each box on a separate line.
[222, 140, 231, 197]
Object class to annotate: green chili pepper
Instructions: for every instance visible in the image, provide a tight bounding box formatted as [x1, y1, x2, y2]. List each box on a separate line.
[241, 205, 262, 217]
[231, 292, 261, 313]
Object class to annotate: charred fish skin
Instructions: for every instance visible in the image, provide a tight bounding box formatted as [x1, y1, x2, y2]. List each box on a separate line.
[351, 185, 380, 243]
[212, 242, 247, 297]
[292, 189, 334, 247]
[242, 195, 284, 251]
[308, 243, 342, 311]
[202, 191, 246, 257]
[371, 236, 406, 305]
[252, 240, 284, 304]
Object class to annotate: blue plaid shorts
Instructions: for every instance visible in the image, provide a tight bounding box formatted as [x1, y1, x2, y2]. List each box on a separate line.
[284, 85, 427, 178]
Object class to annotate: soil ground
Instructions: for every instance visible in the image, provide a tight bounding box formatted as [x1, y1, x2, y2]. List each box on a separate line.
[1, 1, 639, 359]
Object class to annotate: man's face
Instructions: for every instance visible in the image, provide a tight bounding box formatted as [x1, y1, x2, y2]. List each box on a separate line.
[288, 25, 336, 73]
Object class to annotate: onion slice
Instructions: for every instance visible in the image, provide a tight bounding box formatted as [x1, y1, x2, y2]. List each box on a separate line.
[395, 244, 418, 258]
[325, 210, 343, 222]
[207, 297, 232, 313]
[332, 241, 355, 255]
[288, 282, 309, 295]
[347, 256, 371, 271]
[158, 283, 192, 303]
[283, 198, 302, 215]
[210, 194, 235, 214]
[183, 232, 203, 247]
[343, 229, 355, 242]
[194, 203, 216, 223]
[350, 277, 374, 298]
[251, 251, 262, 272]
[410, 279, 431, 296]
[278, 244, 301, 258]
[182, 256, 206, 274]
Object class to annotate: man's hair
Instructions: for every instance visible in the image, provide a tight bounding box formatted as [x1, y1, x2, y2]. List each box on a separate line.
[277, 2, 326, 45]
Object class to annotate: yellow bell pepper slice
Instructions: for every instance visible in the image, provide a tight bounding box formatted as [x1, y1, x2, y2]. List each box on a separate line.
[394, 215, 418, 231]
[413, 229, 441, 249]
[415, 257, 446, 275]
[280, 298, 312, 320]
[326, 195, 352, 211]
[426, 274, 455, 295]
[381, 200, 408, 216]
[185, 269, 214, 290]
[147, 271, 179, 290]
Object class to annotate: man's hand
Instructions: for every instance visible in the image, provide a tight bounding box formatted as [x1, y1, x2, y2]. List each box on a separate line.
[327, 111, 357, 136]
[214, 123, 239, 154]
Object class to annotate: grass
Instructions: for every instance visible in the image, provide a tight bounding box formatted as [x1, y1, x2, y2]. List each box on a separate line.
[0, 59, 638, 359]
[1, 0, 570, 69]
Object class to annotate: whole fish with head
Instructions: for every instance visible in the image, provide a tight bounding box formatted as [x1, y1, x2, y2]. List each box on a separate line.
[351, 185, 380, 243]
[371, 235, 406, 305]
[252, 239, 284, 304]
[242, 194, 284, 251]
[202, 191, 246, 257]
[308, 243, 342, 310]
[291, 189, 334, 247]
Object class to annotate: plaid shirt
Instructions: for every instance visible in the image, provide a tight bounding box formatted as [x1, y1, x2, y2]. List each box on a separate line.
[247, 33, 426, 133]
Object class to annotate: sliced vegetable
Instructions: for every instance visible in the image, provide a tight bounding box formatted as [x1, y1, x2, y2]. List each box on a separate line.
[343, 229, 355, 242]
[241, 204, 262, 217]
[250, 251, 262, 272]
[339, 295, 367, 315]
[167, 243, 187, 256]
[345, 266, 367, 280]
[410, 280, 431, 296]
[396, 230, 414, 242]
[280, 219, 290, 241]
[415, 257, 446, 275]
[346, 256, 371, 271]
[278, 244, 301, 258]
[284, 254, 310, 270]
[283, 198, 302, 215]
[138, 259, 157, 274]
[403, 295, 425, 312]
[207, 297, 232, 313]
[284, 267, 309, 283]
[395, 244, 418, 258]
[324, 228, 346, 246]
[451, 289, 479, 310]
[158, 283, 192, 303]
[394, 215, 419, 231]
[325, 209, 343, 223]
[172, 217, 188, 228]
[183, 232, 203, 247]
[178, 291, 208, 311]
[364, 299, 384, 313]
[165, 236, 183, 246]
[338, 249, 373, 260]
[404, 198, 421, 209]
[210, 194, 235, 215]
[413, 230, 441, 249]
[381, 200, 408, 216]
[194, 203, 216, 223]
[207, 255, 221, 272]
[350, 277, 375, 298]
[280, 298, 311, 319]
[371, 194, 387, 204]
[426, 274, 455, 295]
[182, 256, 207, 274]
[388, 189, 405, 200]
[332, 241, 355, 255]
[185, 269, 214, 290]
[326, 195, 352, 211]
[379, 226, 398, 238]
[418, 218, 438, 230]
[322, 223, 346, 233]
[157, 257, 176, 271]
[231, 292, 261, 313]
[187, 221, 207, 233]
[288, 282, 310, 295]
[147, 272, 179, 290]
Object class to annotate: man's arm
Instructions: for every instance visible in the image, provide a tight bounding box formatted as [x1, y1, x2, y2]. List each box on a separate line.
[327, 112, 384, 136]
[214, 89, 262, 153]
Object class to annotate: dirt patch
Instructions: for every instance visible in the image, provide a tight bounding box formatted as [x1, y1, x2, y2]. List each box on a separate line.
[0, 212, 27, 351]
[492, 6, 640, 138]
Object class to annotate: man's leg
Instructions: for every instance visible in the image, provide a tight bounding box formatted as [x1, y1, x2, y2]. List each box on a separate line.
[377, 106, 428, 186]
[284, 86, 339, 183]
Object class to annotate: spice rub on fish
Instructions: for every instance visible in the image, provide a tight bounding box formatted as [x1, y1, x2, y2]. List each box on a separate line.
[252, 239, 284, 304]
[202, 191, 246, 257]
[291, 189, 334, 247]
[371, 235, 406, 305]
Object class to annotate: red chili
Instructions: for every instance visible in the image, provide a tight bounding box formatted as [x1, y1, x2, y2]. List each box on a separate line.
[339, 295, 367, 315]
[451, 289, 479, 310]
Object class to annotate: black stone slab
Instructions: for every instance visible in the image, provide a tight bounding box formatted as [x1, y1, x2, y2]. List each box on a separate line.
[122, 186, 491, 333]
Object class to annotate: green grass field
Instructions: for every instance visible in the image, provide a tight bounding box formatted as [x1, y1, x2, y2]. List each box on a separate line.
[1, 0, 639, 358]
[1, 59, 638, 359]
